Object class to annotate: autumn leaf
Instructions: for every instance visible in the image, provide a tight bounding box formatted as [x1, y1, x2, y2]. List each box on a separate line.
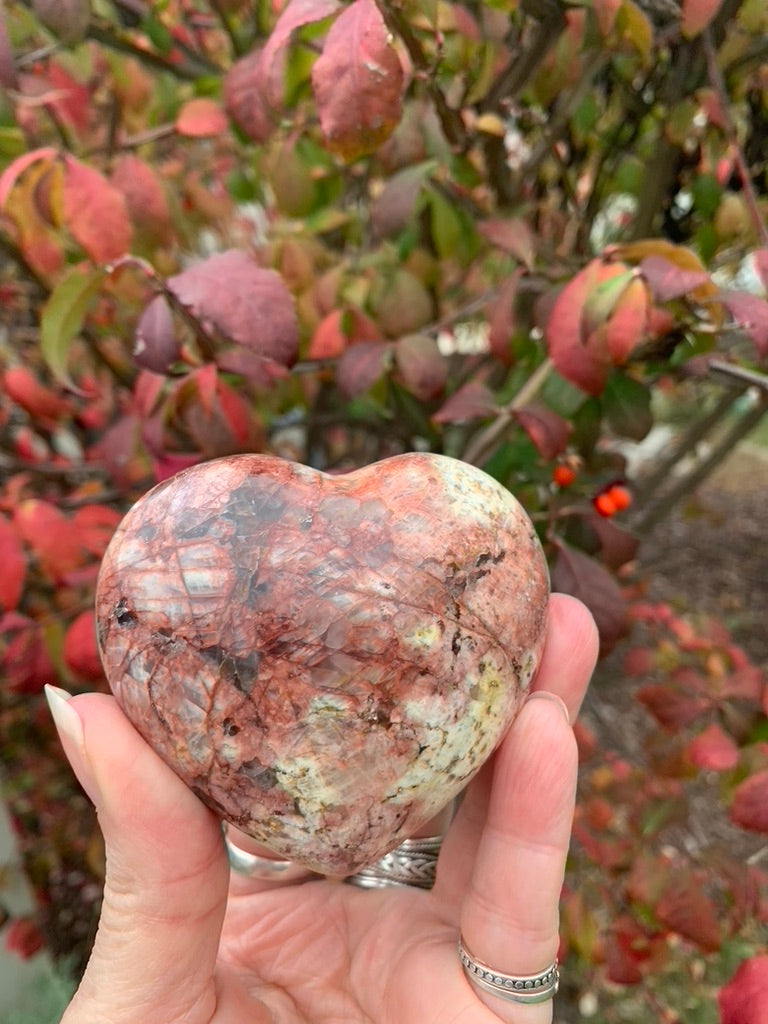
[63, 610, 104, 681]
[41, 266, 105, 386]
[656, 871, 721, 951]
[111, 155, 172, 244]
[175, 98, 229, 137]
[0, 147, 57, 208]
[394, 334, 447, 400]
[640, 255, 711, 302]
[0, 6, 15, 89]
[730, 771, 768, 834]
[718, 290, 768, 357]
[134, 296, 181, 374]
[719, 955, 768, 1024]
[166, 251, 299, 368]
[32, 0, 91, 44]
[478, 218, 536, 269]
[514, 404, 572, 460]
[432, 378, 496, 424]
[262, 0, 341, 106]
[0, 516, 25, 613]
[551, 541, 629, 652]
[687, 722, 739, 772]
[337, 340, 392, 395]
[311, 0, 404, 161]
[63, 157, 132, 263]
[636, 682, 710, 730]
[681, 0, 724, 37]
[308, 308, 382, 359]
[224, 48, 276, 143]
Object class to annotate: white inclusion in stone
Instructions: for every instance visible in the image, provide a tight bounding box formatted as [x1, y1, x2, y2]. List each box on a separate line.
[402, 621, 442, 650]
[273, 756, 342, 820]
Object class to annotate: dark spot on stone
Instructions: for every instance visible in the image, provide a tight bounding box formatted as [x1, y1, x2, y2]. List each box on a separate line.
[239, 759, 278, 789]
[114, 599, 137, 628]
[180, 519, 214, 539]
[247, 577, 270, 604]
[451, 629, 462, 656]
[222, 718, 239, 737]
[137, 522, 157, 541]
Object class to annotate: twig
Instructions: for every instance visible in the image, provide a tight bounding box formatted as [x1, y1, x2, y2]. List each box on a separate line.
[373, 0, 467, 149]
[209, 0, 245, 58]
[703, 29, 768, 248]
[462, 356, 553, 466]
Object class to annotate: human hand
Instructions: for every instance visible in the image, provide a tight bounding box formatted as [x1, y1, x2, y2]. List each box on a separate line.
[47, 592, 597, 1024]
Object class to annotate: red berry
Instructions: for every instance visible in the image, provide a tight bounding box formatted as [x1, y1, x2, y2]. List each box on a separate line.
[594, 492, 617, 517]
[608, 485, 632, 511]
[553, 465, 577, 487]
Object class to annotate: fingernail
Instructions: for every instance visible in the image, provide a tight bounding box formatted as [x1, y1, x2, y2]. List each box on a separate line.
[44, 685, 101, 804]
[525, 690, 570, 724]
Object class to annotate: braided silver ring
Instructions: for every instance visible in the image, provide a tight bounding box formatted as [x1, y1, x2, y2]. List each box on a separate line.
[223, 825, 316, 882]
[459, 936, 559, 1005]
[346, 836, 443, 890]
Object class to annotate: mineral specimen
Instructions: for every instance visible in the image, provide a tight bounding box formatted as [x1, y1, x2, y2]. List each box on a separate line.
[95, 453, 549, 875]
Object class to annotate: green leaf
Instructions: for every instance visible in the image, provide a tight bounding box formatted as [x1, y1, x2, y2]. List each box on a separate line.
[428, 188, 479, 267]
[603, 374, 653, 440]
[41, 266, 105, 386]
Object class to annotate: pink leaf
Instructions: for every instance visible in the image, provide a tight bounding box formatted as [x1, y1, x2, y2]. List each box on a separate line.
[730, 771, 768, 834]
[175, 97, 229, 137]
[488, 272, 521, 364]
[262, 0, 341, 106]
[311, 0, 404, 161]
[656, 873, 721, 952]
[63, 610, 103, 681]
[432, 378, 496, 424]
[478, 218, 536, 269]
[0, 148, 57, 209]
[640, 255, 711, 302]
[336, 340, 391, 395]
[636, 683, 709, 730]
[718, 955, 768, 1024]
[550, 542, 628, 653]
[0, 516, 25, 612]
[167, 251, 299, 367]
[63, 157, 132, 263]
[589, 514, 639, 570]
[718, 290, 768, 356]
[224, 48, 276, 143]
[394, 334, 447, 400]
[681, 0, 724, 37]
[514, 404, 572, 460]
[111, 154, 172, 243]
[687, 723, 739, 772]
[134, 296, 180, 374]
[545, 261, 613, 396]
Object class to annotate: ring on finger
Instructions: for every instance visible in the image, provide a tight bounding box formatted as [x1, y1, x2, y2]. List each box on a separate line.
[223, 825, 316, 882]
[459, 936, 560, 1005]
[345, 835, 443, 890]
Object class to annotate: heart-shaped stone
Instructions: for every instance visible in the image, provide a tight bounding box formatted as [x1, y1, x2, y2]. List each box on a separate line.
[96, 453, 549, 875]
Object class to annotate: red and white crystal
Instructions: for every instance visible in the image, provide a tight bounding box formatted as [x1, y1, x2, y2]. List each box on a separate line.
[95, 453, 549, 875]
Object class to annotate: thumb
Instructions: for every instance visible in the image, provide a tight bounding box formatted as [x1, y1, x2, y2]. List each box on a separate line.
[45, 685, 229, 1024]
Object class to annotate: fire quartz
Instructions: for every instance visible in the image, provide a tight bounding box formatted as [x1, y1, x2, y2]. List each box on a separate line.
[95, 453, 549, 875]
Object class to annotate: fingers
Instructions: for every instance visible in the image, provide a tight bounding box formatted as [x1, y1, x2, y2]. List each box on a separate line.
[45, 686, 228, 1024]
[459, 693, 577, 1022]
[531, 593, 599, 722]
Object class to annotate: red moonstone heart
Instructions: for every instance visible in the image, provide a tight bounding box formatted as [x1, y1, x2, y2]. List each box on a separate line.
[95, 453, 549, 875]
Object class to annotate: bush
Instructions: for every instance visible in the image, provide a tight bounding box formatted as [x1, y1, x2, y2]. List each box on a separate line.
[0, 0, 766, 1014]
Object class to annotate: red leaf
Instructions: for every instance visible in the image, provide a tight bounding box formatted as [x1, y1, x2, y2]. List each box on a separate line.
[71, 505, 121, 557]
[111, 155, 172, 243]
[636, 683, 709, 730]
[308, 308, 381, 359]
[63, 157, 132, 263]
[478, 218, 536, 269]
[176, 98, 228, 137]
[371, 163, 431, 240]
[311, 0, 404, 161]
[134, 296, 180, 374]
[63, 610, 103, 681]
[14, 500, 85, 580]
[730, 771, 768, 834]
[546, 261, 614, 395]
[488, 272, 521, 364]
[589, 514, 639, 570]
[2, 366, 70, 422]
[550, 542, 628, 652]
[1, 616, 55, 695]
[0, 516, 25, 612]
[394, 334, 447, 400]
[687, 723, 739, 772]
[224, 48, 275, 143]
[681, 0, 724, 37]
[167, 251, 298, 367]
[603, 277, 649, 364]
[0, 148, 57, 209]
[719, 955, 768, 1024]
[623, 646, 655, 677]
[514, 404, 572, 460]
[640, 255, 711, 302]
[432, 378, 496, 424]
[718, 290, 768, 356]
[656, 872, 721, 951]
[336, 340, 391, 395]
[262, 0, 341, 106]
[3, 917, 45, 960]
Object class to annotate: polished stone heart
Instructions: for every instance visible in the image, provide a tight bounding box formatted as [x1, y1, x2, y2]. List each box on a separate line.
[95, 453, 549, 875]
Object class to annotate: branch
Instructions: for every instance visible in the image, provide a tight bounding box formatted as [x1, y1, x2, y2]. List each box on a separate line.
[703, 29, 768, 248]
[462, 357, 553, 466]
[373, 0, 467, 149]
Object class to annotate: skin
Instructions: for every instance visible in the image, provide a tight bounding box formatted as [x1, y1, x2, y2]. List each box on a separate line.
[50, 593, 598, 1024]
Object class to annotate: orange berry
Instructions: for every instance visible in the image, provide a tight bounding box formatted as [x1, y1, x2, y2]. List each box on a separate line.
[594, 492, 617, 517]
[608, 484, 632, 511]
[553, 464, 577, 487]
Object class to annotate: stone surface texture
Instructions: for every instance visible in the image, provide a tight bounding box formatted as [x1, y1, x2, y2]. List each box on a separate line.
[96, 453, 549, 875]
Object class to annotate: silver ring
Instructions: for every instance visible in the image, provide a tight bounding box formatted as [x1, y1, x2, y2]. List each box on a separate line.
[459, 936, 559, 1005]
[346, 836, 443, 890]
[223, 825, 316, 882]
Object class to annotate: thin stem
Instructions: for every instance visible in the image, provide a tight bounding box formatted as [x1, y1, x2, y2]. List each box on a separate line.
[703, 29, 768, 247]
[462, 356, 553, 466]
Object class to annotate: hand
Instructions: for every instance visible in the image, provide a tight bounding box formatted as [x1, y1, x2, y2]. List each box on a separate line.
[47, 592, 597, 1024]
